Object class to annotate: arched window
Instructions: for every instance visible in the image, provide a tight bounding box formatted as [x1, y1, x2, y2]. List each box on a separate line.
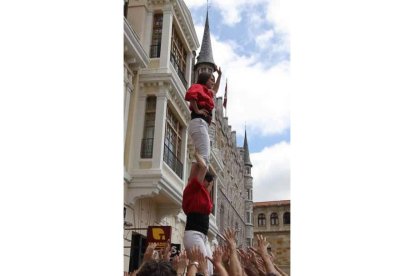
[258, 213, 266, 226]
[220, 205, 225, 232]
[283, 212, 290, 225]
[270, 213, 278, 225]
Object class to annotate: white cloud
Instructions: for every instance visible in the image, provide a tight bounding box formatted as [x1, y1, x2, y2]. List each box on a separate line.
[185, 0, 269, 26]
[255, 30, 275, 49]
[193, 23, 290, 137]
[266, 0, 290, 34]
[183, 0, 205, 9]
[251, 142, 290, 201]
[266, 0, 290, 53]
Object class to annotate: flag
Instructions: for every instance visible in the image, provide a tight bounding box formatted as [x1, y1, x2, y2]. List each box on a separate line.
[223, 79, 228, 108]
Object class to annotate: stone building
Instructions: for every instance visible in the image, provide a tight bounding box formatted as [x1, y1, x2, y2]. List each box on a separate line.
[123, 0, 253, 273]
[253, 200, 291, 275]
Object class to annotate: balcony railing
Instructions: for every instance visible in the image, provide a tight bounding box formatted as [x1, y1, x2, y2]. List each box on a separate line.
[170, 54, 188, 88]
[141, 138, 154, 158]
[163, 143, 183, 178]
[150, 44, 161, 58]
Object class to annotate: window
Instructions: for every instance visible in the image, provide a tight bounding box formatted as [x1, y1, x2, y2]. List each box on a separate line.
[270, 213, 278, 225]
[245, 167, 250, 175]
[163, 106, 183, 178]
[283, 212, 290, 225]
[220, 205, 225, 232]
[247, 189, 253, 200]
[141, 96, 156, 158]
[150, 14, 163, 58]
[258, 213, 266, 226]
[129, 233, 147, 273]
[246, 238, 252, 247]
[170, 25, 187, 87]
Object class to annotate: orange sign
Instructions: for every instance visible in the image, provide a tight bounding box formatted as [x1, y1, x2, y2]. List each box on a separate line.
[147, 226, 171, 249]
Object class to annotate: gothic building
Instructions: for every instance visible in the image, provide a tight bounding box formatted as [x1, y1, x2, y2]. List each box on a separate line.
[123, 0, 253, 273]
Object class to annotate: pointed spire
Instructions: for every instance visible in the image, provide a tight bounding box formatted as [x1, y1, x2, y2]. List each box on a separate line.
[244, 128, 252, 167]
[196, 10, 216, 67]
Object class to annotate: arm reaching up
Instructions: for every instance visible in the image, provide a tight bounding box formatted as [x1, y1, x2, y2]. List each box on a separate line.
[223, 228, 243, 276]
[213, 66, 222, 95]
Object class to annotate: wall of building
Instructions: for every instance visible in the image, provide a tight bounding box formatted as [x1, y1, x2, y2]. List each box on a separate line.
[209, 97, 252, 248]
[253, 201, 290, 275]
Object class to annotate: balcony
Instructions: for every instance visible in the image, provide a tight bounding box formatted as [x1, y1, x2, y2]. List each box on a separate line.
[163, 143, 183, 178]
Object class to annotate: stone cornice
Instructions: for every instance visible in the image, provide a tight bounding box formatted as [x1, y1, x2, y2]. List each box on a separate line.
[139, 72, 191, 122]
[148, 0, 171, 6]
[159, 174, 183, 206]
[126, 169, 184, 207]
[124, 17, 149, 70]
[171, 0, 200, 51]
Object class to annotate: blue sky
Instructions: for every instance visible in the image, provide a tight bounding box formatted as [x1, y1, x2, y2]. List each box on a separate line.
[186, 0, 291, 201]
[190, 5, 290, 69]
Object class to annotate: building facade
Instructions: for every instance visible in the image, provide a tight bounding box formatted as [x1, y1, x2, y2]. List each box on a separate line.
[123, 0, 253, 273]
[253, 200, 291, 275]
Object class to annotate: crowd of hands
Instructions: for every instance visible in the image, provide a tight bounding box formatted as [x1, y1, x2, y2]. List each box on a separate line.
[128, 228, 288, 276]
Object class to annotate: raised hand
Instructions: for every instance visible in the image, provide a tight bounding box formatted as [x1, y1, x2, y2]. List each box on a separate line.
[143, 242, 157, 262]
[215, 66, 222, 76]
[256, 234, 270, 257]
[254, 235, 280, 276]
[223, 228, 243, 276]
[210, 245, 229, 276]
[212, 245, 224, 266]
[195, 246, 209, 275]
[223, 228, 237, 251]
[161, 240, 171, 261]
[172, 249, 188, 276]
[221, 244, 230, 264]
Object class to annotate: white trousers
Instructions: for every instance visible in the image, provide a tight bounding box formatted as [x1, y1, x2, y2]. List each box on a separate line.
[188, 118, 210, 165]
[183, 230, 213, 276]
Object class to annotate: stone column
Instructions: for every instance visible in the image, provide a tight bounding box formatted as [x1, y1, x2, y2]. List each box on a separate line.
[180, 125, 188, 181]
[144, 10, 154, 54]
[129, 94, 146, 172]
[185, 51, 193, 90]
[124, 67, 134, 145]
[152, 90, 168, 168]
[159, 6, 173, 68]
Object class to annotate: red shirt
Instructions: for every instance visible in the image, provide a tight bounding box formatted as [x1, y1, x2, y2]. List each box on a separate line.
[182, 177, 213, 215]
[185, 84, 215, 112]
